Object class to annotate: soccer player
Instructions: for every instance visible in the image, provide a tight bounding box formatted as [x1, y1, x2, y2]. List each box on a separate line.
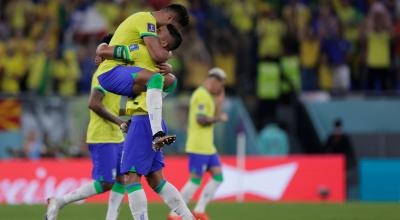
[46, 35, 126, 220]
[169, 68, 228, 220]
[121, 92, 194, 220]
[95, 4, 189, 149]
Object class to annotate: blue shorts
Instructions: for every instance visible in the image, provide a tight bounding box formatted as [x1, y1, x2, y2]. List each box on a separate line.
[120, 115, 168, 176]
[98, 66, 143, 98]
[88, 142, 123, 183]
[188, 153, 222, 177]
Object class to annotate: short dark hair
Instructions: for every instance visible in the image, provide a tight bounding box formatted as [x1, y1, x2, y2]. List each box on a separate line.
[166, 24, 182, 50]
[164, 4, 189, 27]
[99, 33, 113, 44]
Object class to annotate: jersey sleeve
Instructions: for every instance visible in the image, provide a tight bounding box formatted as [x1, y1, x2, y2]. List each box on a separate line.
[136, 13, 158, 39]
[192, 92, 210, 117]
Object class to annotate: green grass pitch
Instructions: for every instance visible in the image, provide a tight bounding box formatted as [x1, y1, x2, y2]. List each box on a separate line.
[1, 202, 399, 220]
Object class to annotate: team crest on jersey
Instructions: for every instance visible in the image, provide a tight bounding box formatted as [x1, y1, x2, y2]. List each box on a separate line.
[198, 104, 205, 111]
[129, 44, 139, 51]
[147, 23, 156, 32]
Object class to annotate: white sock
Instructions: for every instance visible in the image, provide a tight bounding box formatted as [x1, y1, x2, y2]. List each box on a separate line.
[106, 182, 125, 220]
[157, 180, 194, 220]
[181, 179, 201, 204]
[127, 183, 148, 220]
[60, 181, 102, 206]
[146, 88, 163, 136]
[194, 178, 222, 213]
[170, 179, 200, 217]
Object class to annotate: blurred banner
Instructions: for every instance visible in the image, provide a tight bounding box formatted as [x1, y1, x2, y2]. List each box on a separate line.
[0, 99, 21, 131]
[360, 159, 400, 201]
[0, 155, 345, 204]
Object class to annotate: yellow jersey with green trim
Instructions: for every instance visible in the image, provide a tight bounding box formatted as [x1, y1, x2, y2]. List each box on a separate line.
[86, 70, 124, 143]
[125, 42, 161, 115]
[186, 87, 216, 154]
[96, 12, 158, 74]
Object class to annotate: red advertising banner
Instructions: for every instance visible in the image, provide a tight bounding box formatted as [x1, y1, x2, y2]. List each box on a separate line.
[0, 155, 345, 204]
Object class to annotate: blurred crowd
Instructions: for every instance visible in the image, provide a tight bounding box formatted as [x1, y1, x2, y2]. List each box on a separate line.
[2, 0, 398, 159]
[0, 0, 400, 97]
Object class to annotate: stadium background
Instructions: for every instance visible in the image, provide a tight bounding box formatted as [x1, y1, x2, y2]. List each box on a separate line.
[1, 0, 400, 219]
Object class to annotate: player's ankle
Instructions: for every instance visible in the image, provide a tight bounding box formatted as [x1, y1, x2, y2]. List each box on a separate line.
[152, 131, 166, 140]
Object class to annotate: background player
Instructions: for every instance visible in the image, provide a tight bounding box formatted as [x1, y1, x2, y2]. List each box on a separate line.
[46, 35, 126, 220]
[95, 4, 189, 149]
[169, 68, 228, 220]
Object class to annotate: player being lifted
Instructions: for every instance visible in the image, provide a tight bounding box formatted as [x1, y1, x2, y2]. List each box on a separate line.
[169, 68, 228, 220]
[46, 23, 184, 220]
[95, 4, 189, 149]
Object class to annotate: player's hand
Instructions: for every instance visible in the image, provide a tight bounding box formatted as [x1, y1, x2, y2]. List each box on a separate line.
[95, 55, 103, 66]
[157, 63, 172, 75]
[96, 43, 108, 57]
[120, 120, 131, 133]
[218, 112, 229, 122]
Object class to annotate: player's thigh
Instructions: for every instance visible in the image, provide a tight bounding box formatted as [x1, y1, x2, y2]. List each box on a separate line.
[188, 153, 210, 178]
[98, 66, 143, 97]
[207, 154, 223, 176]
[134, 69, 158, 85]
[88, 143, 119, 183]
[135, 70, 175, 88]
[145, 169, 165, 189]
[208, 166, 222, 176]
[125, 172, 142, 184]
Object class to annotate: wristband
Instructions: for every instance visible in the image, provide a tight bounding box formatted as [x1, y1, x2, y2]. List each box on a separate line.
[113, 45, 132, 62]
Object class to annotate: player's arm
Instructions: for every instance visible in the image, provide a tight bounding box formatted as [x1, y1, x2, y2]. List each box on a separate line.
[196, 91, 228, 126]
[88, 87, 124, 126]
[142, 36, 170, 63]
[96, 43, 132, 63]
[195, 102, 226, 127]
[197, 114, 222, 126]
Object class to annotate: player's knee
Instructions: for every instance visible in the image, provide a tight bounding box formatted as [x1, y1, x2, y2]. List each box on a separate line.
[190, 175, 202, 185]
[147, 73, 164, 90]
[101, 182, 114, 191]
[163, 74, 177, 92]
[212, 174, 224, 183]
[152, 179, 167, 193]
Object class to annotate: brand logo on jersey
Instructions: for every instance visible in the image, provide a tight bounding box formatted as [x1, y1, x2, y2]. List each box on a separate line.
[129, 44, 139, 51]
[147, 23, 156, 32]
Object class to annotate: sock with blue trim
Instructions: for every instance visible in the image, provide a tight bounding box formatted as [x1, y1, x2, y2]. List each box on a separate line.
[127, 183, 148, 220]
[106, 181, 125, 220]
[156, 180, 194, 220]
[61, 180, 103, 206]
[194, 175, 223, 213]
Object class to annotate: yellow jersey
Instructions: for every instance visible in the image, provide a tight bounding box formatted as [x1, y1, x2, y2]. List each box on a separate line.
[86, 71, 124, 143]
[124, 42, 160, 115]
[96, 11, 158, 74]
[186, 87, 216, 155]
[367, 31, 390, 68]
